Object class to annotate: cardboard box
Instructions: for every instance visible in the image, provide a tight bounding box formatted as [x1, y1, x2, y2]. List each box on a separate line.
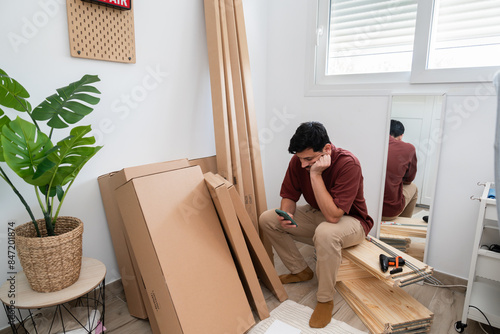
[204, 172, 269, 320]
[188, 156, 218, 174]
[98, 159, 190, 325]
[99, 157, 219, 331]
[218, 175, 287, 303]
[115, 165, 254, 334]
[108, 159, 190, 193]
[98, 173, 149, 319]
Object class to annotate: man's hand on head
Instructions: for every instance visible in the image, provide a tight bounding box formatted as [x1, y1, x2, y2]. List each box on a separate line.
[310, 153, 331, 175]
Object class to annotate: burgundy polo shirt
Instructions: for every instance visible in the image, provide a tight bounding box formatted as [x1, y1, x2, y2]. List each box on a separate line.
[382, 136, 417, 217]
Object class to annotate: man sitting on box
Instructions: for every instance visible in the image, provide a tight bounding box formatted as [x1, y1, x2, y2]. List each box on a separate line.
[259, 121, 374, 328]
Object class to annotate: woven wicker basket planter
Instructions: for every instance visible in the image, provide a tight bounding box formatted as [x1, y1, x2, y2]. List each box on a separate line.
[14, 216, 83, 293]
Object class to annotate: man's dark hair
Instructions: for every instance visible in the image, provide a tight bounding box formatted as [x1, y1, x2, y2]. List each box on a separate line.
[288, 121, 331, 154]
[390, 119, 405, 138]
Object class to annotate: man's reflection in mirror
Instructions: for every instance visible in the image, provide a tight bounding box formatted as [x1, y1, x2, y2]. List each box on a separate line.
[382, 120, 418, 221]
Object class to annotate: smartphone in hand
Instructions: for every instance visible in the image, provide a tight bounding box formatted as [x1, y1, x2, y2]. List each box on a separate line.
[275, 209, 298, 226]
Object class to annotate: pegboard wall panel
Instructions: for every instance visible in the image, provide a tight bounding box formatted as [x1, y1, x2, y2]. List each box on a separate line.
[66, 0, 136, 63]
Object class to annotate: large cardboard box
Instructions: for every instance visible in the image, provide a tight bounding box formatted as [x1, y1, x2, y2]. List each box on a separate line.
[98, 159, 190, 326]
[98, 173, 149, 319]
[99, 157, 218, 331]
[115, 165, 254, 334]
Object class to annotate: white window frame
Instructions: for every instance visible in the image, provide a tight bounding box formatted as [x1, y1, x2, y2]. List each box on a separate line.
[308, 0, 500, 92]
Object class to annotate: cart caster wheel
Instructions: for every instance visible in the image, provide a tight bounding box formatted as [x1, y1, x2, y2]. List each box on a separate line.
[455, 321, 467, 333]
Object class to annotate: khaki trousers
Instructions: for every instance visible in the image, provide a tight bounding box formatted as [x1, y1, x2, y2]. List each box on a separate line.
[382, 182, 418, 221]
[259, 205, 365, 302]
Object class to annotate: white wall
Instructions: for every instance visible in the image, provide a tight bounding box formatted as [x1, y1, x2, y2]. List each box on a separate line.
[263, 0, 498, 280]
[0, 0, 268, 329]
[429, 93, 497, 277]
[261, 0, 390, 223]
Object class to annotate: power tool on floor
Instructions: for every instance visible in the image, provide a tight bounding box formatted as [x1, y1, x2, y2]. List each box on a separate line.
[379, 254, 405, 274]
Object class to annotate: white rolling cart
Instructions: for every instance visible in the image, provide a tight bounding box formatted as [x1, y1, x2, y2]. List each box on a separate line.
[455, 182, 500, 332]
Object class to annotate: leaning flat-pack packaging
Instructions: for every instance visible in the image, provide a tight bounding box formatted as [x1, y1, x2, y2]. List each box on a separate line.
[98, 158, 191, 331]
[115, 165, 254, 334]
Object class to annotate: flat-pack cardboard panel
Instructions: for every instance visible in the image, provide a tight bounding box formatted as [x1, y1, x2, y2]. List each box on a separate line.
[218, 0, 244, 198]
[221, 0, 258, 228]
[115, 165, 254, 334]
[99, 158, 191, 332]
[231, 0, 267, 219]
[188, 156, 218, 174]
[203, 0, 232, 181]
[109, 159, 189, 191]
[204, 172, 269, 320]
[97, 173, 148, 319]
[223, 177, 288, 303]
[115, 181, 182, 334]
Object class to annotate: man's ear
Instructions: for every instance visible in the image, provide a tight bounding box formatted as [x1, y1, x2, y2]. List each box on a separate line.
[324, 143, 332, 154]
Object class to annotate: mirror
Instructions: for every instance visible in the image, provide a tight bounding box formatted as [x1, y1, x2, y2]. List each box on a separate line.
[380, 94, 444, 262]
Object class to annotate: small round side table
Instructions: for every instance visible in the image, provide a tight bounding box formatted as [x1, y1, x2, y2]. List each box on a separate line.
[0, 257, 106, 333]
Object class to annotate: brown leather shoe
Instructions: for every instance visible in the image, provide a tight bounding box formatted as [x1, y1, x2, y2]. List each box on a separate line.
[279, 267, 314, 284]
[309, 300, 334, 328]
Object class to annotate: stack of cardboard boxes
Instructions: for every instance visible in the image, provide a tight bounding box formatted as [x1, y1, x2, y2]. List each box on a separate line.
[98, 158, 286, 334]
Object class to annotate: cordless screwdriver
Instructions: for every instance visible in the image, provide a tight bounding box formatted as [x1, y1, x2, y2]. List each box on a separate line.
[379, 254, 405, 274]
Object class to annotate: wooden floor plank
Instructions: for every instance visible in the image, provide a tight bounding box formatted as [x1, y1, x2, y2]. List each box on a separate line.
[343, 237, 433, 287]
[381, 225, 428, 238]
[337, 278, 433, 334]
[427, 287, 466, 334]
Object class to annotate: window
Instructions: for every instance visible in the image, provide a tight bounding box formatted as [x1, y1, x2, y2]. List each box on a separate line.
[428, 0, 500, 69]
[327, 0, 417, 75]
[314, 0, 500, 85]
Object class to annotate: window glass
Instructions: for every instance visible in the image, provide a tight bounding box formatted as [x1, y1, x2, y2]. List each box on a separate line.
[427, 0, 500, 69]
[327, 0, 417, 75]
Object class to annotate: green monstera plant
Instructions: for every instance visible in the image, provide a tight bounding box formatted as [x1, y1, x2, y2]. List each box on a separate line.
[0, 68, 102, 237]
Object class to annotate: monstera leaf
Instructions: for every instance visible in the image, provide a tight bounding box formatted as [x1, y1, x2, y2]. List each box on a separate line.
[31, 75, 101, 129]
[0, 69, 32, 112]
[1, 117, 53, 183]
[0, 110, 11, 162]
[32, 125, 102, 193]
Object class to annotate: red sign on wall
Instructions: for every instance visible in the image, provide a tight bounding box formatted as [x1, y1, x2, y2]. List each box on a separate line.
[81, 0, 131, 10]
